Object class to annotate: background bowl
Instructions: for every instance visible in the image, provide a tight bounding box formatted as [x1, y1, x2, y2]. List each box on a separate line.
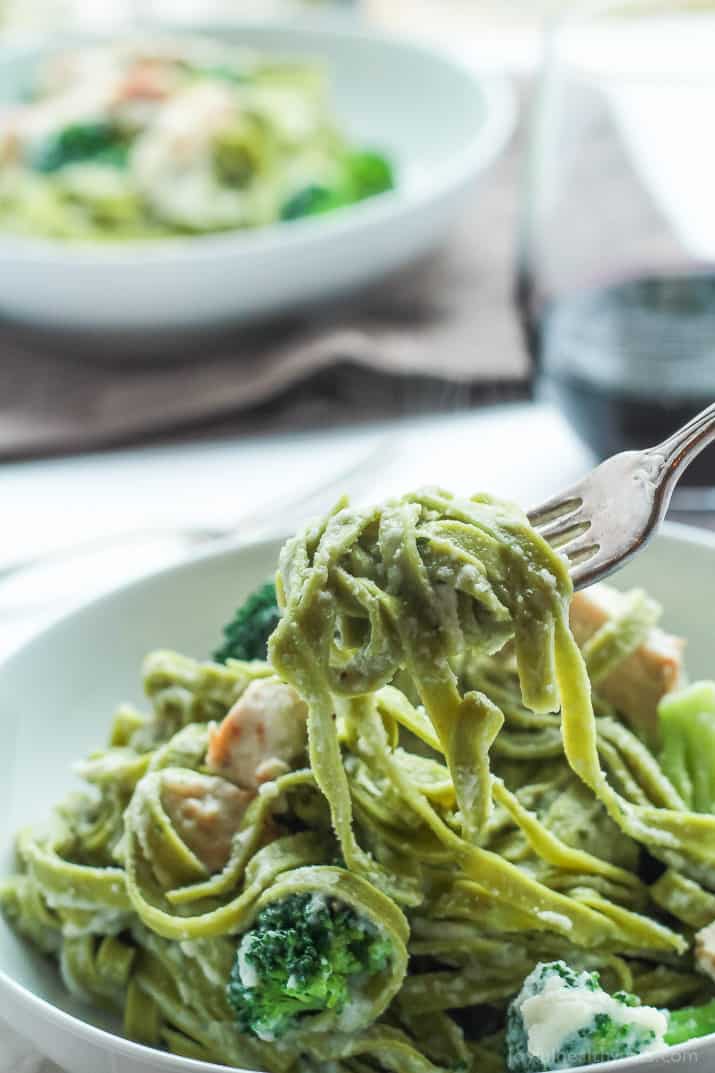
[0, 22, 515, 335]
[1, 524, 715, 1073]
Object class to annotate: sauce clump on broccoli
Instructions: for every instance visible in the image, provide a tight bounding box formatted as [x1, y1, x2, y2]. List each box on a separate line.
[506, 961, 668, 1072]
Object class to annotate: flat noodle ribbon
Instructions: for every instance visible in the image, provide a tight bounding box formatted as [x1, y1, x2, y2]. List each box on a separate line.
[4, 487, 715, 1073]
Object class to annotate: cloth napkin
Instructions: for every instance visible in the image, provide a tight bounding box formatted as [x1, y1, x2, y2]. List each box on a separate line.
[0, 114, 528, 461]
[0, 1027, 58, 1073]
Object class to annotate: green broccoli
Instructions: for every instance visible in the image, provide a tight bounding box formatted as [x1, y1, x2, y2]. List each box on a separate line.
[227, 891, 393, 1041]
[506, 961, 668, 1072]
[213, 580, 280, 663]
[280, 183, 346, 221]
[279, 150, 394, 221]
[33, 122, 129, 173]
[666, 998, 715, 1045]
[344, 150, 394, 201]
[659, 682, 715, 813]
[186, 62, 247, 84]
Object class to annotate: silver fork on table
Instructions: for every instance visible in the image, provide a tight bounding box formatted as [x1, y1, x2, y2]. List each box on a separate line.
[528, 402, 715, 590]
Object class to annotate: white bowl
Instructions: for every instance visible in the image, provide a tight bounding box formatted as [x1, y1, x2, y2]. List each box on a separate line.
[1, 523, 715, 1072]
[0, 23, 515, 336]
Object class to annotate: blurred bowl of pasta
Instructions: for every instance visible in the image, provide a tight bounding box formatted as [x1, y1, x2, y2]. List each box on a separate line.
[0, 21, 515, 337]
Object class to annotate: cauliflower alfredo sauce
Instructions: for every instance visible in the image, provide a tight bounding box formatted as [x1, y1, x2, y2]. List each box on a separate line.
[4, 488, 715, 1073]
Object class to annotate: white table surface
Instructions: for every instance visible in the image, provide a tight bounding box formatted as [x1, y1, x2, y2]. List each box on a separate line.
[0, 403, 594, 657]
[0, 401, 595, 1069]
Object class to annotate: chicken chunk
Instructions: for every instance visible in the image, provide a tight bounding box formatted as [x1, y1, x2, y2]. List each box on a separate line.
[114, 60, 178, 104]
[695, 922, 715, 984]
[161, 770, 252, 874]
[207, 679, 309, 791]
[570, 584, 684, 742]
[111, 58, 184, 132]
[0, 110, 20, 165]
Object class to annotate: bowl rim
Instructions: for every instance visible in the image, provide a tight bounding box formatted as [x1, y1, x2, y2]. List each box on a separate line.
[0, 19, 517, 266]
[2, 519, 714, 1073]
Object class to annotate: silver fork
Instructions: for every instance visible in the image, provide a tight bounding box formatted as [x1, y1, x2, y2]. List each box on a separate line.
[528, 402, 715, 590]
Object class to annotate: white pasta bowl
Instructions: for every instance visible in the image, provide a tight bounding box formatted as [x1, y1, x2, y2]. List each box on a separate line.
[0, 22, 515, 336]
[1, 523, 715, 1073]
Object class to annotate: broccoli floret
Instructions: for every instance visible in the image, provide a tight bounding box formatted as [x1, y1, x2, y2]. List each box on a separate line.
[506, 961, 668, 1072]
[186, 62, 247, 84]
[279, 150, 393, 221]
[344, 150, 394, 201]
[659, 682, 715, 813]
[213, 581, 280, 663]
[227, 891, 393, 1041]
[33, 122, 128, 173]
[666, 998, 715, 1045]
[280, 184, 346, 221]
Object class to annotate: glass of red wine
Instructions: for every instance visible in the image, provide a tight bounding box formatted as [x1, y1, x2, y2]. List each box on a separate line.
[518, 0, 715, 508]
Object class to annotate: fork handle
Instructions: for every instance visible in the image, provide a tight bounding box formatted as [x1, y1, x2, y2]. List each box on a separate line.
[647, 401, 715, 512]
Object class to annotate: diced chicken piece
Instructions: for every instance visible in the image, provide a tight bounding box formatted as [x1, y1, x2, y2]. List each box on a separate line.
[695, 921, 715, 983]
[114, 60, 179, 103]
[161, 770, 252, 874]
[111, 60, 183, 132]
[207, 679, 309, 791]
[0, 107, 22, 165]
[570, 584, 684, 742]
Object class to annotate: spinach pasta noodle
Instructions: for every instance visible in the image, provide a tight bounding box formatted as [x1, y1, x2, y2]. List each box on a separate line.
[3, 487, 715, 1073]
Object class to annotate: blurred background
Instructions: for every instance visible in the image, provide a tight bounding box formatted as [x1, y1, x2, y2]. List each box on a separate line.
[1, 1, 555, 32]
[1, 0, 714, 650]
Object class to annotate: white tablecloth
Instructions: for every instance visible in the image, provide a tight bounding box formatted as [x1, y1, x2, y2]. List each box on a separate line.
[0, 402, 594, 1070]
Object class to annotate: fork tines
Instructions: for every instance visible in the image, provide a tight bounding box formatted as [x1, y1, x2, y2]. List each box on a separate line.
[527, 492, 601, 571]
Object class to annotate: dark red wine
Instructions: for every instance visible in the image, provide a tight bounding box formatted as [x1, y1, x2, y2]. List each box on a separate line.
[529, 274, 715, 486]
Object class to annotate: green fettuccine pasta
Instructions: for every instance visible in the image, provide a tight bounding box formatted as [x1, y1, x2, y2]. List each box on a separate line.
[2, 487, 714, 1073]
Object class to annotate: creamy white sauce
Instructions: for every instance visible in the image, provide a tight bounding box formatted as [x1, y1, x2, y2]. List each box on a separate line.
[696, 921, 715, 982]
[521, 974, 668, 1064]
[237, 933, 259, 989]
[537, 910, 573, 933]
[336, 994, 374, 1033]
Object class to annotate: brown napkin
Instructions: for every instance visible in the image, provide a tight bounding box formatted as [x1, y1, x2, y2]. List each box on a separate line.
[0, 115, 528, 461]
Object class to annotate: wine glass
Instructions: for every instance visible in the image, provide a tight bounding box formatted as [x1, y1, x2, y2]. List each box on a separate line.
[518, 0, 715, 508]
